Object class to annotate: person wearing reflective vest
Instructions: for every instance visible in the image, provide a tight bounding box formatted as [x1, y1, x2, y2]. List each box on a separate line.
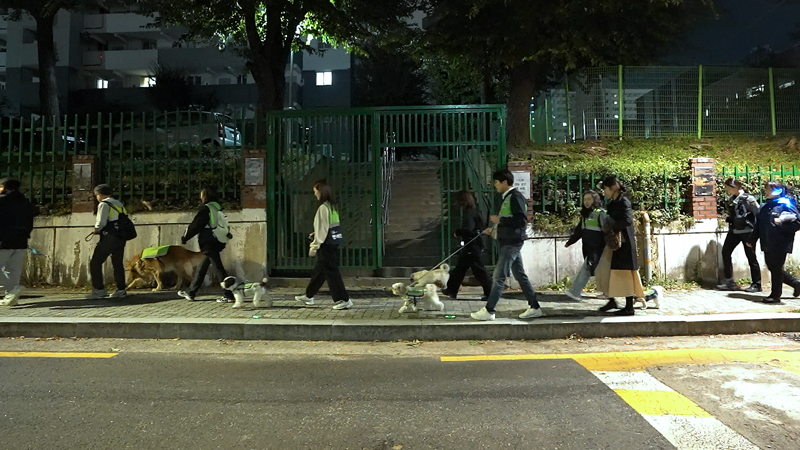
[88, 184, 129, 299]
[295, 179, 352, 310]
[178, 186, 235, 303]
[470, 169, 543, 321]
[564, 191, 608, 300]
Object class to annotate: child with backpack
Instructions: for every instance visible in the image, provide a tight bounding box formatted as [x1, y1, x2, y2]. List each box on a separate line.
[564, 191, 608, 300]
[89, 184, 135, 299]
[178, 186, 235, 302]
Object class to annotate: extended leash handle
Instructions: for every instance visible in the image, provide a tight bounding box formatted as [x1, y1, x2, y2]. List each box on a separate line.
[85, 232, 96, 242]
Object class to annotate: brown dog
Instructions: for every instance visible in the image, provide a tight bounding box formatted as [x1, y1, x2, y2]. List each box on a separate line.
[126, 246, 205, 291]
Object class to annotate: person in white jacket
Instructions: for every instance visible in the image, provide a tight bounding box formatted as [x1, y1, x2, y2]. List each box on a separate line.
[295, 179, 352, 310]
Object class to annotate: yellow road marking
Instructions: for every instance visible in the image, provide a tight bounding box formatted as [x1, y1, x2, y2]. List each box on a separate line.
[613, 389, 712, 418]
[441, 348, 800, 373]
[0, 351, 117, 358]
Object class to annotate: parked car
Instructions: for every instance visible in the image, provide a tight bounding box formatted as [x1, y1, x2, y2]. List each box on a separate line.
[111, 111, 242, 149]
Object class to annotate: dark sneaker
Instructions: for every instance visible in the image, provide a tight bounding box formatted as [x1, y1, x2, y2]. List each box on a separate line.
[716, 280, 738, 291]
[763, 296, 782, 304]
[794, 284, 800, 298]
[441, 289, 458, 300]
[598, 299, 619, 312]
[744, 283, 762, 293]
[613, 307, 635, 316]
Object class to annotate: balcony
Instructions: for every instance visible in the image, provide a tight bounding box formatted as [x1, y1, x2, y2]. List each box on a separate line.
[83, 49, 158, 72]
[83, 13, 159, 35]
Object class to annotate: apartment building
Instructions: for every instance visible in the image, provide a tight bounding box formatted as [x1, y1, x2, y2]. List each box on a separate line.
[0, 4, 353, 117]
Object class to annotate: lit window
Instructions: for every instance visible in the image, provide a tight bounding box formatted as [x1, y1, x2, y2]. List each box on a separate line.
[141, 77, 156, 87]
[316, 71, 332, 86]
[96, 79, 108, 89]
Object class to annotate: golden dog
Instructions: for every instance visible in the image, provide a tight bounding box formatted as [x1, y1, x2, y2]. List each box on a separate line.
[126, 246, 205, 291]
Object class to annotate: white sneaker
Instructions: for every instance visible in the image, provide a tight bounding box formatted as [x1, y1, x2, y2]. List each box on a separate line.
[332, 299, 353, 310]
[470, 307, 495, 321]
[177, 290, 195, 301]
[87, 289, 107, 299]
[519, 307, 544, 319]
[108, 290, 128, 299]
[295, 295, 314, 306]
[563, 289, 581, 301]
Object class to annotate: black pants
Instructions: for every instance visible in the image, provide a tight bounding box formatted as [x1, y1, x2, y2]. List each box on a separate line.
[188, 249, 234, 299]
[764, 251, 800, 299]
[90, 234, 126, 291]
[305, 244, 349, 301]
[721, 232, 761, 283]
[446, 248, 492, 297]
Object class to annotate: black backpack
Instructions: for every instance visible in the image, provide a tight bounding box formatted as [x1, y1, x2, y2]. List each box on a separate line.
[104, 201, 137, 241]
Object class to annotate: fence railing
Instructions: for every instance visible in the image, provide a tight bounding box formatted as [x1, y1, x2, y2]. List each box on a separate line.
[720, 165, 800, 203]
[533, 66, 800, 143]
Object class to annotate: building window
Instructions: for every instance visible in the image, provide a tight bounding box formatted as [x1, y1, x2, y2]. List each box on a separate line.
[237, 74, 248, 84]
[96, 79, 108, 89]
[141, 77, 156, 87]
[316, 71, 332, 86]
[187, 76, 202, 86]
[142, 40, 157, 50]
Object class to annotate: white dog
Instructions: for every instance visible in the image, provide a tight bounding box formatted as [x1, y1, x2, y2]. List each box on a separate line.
[410, 264, 450, 289]
[634, 285, 662, 310]
[220, 276, 272, 309]
[391, 283, 445, 313]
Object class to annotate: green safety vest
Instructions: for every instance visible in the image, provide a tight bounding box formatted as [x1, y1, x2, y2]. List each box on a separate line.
[499, 189, 525, 218]
[324, 201, 343, 246]
[582, 209, 603, 232]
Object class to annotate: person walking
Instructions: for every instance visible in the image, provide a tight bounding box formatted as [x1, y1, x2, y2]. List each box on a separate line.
[595, 176, 645, 316]
[295, 179, 352, 310]
[0, 178, 35, 306]
[717, 178, 761, 292]
[89, 184, 129, 299]
[177, 187, 235, 302]
[441, 190, 492, 300]
[470, 169, 542, 321]
[747, 181, 800, 303]
[564, 190, 608, 300]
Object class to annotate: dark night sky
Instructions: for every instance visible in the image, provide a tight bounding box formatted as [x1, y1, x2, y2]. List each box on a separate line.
[663, 0, 800, 65]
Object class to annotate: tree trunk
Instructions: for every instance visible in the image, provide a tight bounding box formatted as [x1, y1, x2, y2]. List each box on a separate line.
[35, 13, 61, 127]
[506, 61, 539, 150]
[248, 47, 288, 145]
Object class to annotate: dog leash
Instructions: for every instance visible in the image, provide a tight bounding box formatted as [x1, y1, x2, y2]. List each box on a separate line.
[424, 232, 485, 274]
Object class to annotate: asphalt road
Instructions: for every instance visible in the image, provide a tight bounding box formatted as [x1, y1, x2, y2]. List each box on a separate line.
[0, 354, 672, 450]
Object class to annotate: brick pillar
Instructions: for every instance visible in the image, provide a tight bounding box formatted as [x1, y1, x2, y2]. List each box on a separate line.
[71, 155, 96, 213]
[242, 148, 267, 209]
[507, 161, 533, 221]
[689, 157, 717, 220]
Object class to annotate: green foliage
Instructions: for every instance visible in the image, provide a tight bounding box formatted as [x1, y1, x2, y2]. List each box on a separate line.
[353, 41, 431, 107]
[146, 63, 220, 112]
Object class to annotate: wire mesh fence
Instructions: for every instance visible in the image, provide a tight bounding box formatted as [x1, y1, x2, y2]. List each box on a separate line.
[533, 66, 800, 143]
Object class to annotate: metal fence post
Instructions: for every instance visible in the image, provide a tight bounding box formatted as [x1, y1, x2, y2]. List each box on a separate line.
[769, 67, 777, 136]
[697, 65, 703, 139]
[618, 65, 623, 139]
[371, 110, 383, 269]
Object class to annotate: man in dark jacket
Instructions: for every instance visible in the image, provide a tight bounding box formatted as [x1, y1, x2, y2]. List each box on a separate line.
[177, 187, 235, 302]
[470, 169, 543, 321]
[0, 178, 35, 306]
[747, 181, 800, 303]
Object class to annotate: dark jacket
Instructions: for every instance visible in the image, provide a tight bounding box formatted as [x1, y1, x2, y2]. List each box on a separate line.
[725, 192, 759, 234]
[183, 204, 225, 253]
[496, 188, 528, 245]
[0, 190, 35, 250]
[605, 193, 638, 271]
[566, 208, 607, 274]
[749, 197, 800, 254]
[455, 206, 486, 253]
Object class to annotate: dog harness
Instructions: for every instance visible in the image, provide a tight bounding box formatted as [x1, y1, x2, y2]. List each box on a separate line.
[141, 245, 171, 260]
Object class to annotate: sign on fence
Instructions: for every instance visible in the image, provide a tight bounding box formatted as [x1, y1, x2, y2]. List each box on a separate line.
[512, 170, 531, 200]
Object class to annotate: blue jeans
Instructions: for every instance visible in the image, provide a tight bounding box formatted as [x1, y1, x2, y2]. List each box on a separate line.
[567, 258, 592, 298]
[484, 243, 540, 312]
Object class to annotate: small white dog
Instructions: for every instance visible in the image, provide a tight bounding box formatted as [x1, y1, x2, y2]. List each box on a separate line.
[220, 276, 272, 309]
[391, 283, 445, 313]
[634, 285, 662, 310]
[410, 264, 450, 289]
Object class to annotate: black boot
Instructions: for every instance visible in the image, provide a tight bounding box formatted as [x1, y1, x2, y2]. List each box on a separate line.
[794, 283, 800, 298]
[716, 279, 737, 291]
[598, 298, 619, 312]
[744, 282, 762, 293]
[614, 297, 635, 316]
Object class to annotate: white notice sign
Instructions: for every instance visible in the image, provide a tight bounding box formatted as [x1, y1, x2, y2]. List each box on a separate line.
[512, 171, 531, 200]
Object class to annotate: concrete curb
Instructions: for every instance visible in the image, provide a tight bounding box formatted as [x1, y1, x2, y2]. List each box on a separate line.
[2, 313, 800, 341]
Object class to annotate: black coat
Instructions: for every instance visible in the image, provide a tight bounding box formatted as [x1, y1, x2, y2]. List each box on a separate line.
[605, 194, 638, 271]
[749, 197, 800, 254]
[0, 190, 35, 249]
[183, 204, 225, 253]
[455, 206, 486, 253]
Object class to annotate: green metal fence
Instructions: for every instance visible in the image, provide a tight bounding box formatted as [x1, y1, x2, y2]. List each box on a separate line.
[719, 165, 800, 206]
[533, 66, 800, 143]
[265, 105, 507, 270]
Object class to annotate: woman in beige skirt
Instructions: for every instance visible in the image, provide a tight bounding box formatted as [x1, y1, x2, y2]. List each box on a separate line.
[595, 176, 645, 315]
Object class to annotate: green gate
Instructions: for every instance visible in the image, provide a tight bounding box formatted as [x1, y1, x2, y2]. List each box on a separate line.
[266, 105, 506, 271]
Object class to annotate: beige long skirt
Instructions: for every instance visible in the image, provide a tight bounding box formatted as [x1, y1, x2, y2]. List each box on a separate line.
[595, 247, 645, 299]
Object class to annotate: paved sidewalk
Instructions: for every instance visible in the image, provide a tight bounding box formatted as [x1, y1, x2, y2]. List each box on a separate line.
[2, 284, 800, 341]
